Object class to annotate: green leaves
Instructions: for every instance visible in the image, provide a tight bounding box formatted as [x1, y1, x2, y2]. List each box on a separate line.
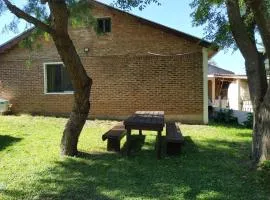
[190, 0, 256, 50]
[190, 0, 234, 49]
[23, 0, 49, 21]
[112, 0, 161, 11]
[68, 0, 96, 28]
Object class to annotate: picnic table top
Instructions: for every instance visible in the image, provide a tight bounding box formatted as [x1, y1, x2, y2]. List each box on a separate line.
[124, 111, 165, 131]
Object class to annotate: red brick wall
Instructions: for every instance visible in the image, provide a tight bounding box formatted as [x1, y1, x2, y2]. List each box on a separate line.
[0, 3, 204, 123]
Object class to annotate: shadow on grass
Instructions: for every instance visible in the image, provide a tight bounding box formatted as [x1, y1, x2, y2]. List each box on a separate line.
[121, 135, 146, 155]
[208, 122, 250, 130]
[0, 135, 22, 151]
[2, 136, 269, 200]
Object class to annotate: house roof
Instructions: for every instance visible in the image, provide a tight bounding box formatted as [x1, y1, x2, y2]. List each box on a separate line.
[90, 0, 215, 49]
[208, 74, 248, 79]
[0, 28, 34, 54]
[208, 64, 235, 75]
[0, 0, 218, 55]
[208, 64, 248, 79]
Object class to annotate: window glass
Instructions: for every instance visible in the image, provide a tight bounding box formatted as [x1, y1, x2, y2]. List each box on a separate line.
[46, 64, 73, 93]
[97, 18, 111, 33]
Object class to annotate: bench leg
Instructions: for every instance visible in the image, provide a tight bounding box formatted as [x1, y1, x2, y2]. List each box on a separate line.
[107, 138, 121, 152]
[139, 130, 142, 135]
[166, 142, 182, 155]
[126, 128, 131, 156]
[157, 131, 162, 159]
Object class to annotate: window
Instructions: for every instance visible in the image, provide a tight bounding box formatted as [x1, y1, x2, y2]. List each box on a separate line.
[97, 18, 111, 33]
[44, 63, 73, 94]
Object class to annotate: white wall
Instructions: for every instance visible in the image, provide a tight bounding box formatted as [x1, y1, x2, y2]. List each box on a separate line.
[228, 80, 240, 110]
[239, 80, 250, 101]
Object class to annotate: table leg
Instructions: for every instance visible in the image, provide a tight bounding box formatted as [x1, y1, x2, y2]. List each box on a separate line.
[139, 130, 142, 135]
[126, 128, 131, 156]
[157, 130, 162, 159]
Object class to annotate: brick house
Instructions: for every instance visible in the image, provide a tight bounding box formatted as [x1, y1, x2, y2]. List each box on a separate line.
[0, 0, 216, 124]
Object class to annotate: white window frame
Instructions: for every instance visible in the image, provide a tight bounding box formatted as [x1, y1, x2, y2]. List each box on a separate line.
[43, 62, 74, 95]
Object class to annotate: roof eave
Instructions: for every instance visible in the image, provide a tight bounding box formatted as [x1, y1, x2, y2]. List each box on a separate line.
[91, 0, 217, 49]
[0, 0, 218, 54]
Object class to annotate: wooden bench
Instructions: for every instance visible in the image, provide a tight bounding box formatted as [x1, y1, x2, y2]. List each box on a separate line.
[102, 122, 126, 152]
[166, 122, 184, 155]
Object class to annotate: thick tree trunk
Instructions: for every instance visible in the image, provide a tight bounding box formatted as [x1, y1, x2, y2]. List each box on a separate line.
[60, 86, 91, 156]
[246, 0, 270, 163]
[253, 103, 270, 162]
[48, 1, 92, 156]
[226, 0, 269, 164]
[245, 58, 269, 163]
[51, 34, 92, 156]
[3, 0, 93, 156]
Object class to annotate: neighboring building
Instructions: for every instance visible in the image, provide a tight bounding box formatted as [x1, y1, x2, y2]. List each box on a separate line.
[0, 0, 217, 124]
[208, 65, 252, 112]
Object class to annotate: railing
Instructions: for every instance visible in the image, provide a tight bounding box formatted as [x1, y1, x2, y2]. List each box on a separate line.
[242, 100, 253, 112]
[213, 99, 229, 109]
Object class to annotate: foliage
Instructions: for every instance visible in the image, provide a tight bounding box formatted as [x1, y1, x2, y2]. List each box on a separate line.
[213, 108, 238, 124]
[261, 160, 270, 170]
[0, 115, 269, 199]
[190, 0, 257, 50]
[243, 112, 253, 129]
[112, 0, 161, 11]
[0, 0, 95, 48]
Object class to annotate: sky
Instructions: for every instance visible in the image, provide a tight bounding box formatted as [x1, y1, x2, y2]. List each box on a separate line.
[0, 0, 246, 74]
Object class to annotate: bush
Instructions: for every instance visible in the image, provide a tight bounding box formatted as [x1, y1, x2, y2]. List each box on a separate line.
[261, 160, 270, 171]
[243, 112, 253, 128]
[213, 109, 238, 124]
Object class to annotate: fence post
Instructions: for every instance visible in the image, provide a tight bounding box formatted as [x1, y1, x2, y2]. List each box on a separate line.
[218, 96, 221, 109]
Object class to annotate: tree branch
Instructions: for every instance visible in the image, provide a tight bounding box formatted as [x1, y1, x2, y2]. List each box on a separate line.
[3, 0, 54, 34]
[226, 0, 257, 58]
[247, 0, 270, 57]
[226, 0, 267, 108]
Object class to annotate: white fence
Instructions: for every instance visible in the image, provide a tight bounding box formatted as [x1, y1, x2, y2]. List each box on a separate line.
[212, 99, 253, 113]
[213, 99, 229, 108]
[242, 100, 253, 112]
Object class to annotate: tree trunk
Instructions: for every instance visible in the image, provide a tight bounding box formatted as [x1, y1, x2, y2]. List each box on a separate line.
[247, 0, 270, 59]
[253, 103, 270, 162]
[3, 0, 93, 156]
[51, 34, 92, 156]
[226, 0, 269, 164]
[246, 0, 270, 163]
[48, 1, 92, 156]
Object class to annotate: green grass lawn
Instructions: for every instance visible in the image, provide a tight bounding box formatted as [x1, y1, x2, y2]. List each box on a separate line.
[0, 115, 269, 200]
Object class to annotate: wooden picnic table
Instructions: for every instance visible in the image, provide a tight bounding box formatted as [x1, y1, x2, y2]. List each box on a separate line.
[124, 111, 165, 159]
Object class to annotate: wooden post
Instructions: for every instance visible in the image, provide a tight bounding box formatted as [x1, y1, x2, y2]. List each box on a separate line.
[126, 128, 131, 156]
[218, 96, 221, 109]
[157, 131, 162, 159]
[212, 78, 216, 104]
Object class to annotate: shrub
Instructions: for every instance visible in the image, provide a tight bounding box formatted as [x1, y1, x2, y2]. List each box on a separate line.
[261, 160, 270, 171]
[213, 109, 238, 124]
[243, 112, 253, 128]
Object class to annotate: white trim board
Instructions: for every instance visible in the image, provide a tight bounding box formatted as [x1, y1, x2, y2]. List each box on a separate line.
[203, 48, 209, 124]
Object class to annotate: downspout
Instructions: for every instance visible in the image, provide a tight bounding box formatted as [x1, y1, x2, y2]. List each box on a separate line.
[203, 48, 209, 124]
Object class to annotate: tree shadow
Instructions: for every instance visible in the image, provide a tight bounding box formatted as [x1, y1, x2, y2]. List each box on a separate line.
[2, 136, 269, 200]
[121, 135, 146, 155]
[0, 135, 22, 151]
